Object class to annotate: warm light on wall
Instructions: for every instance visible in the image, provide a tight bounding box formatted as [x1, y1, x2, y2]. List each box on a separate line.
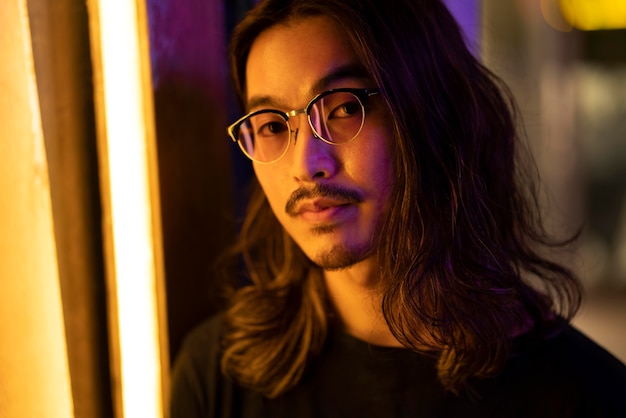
[559, 0, 626, 30]
[87, 0, 168, 417]
[1, 1, 74, 416]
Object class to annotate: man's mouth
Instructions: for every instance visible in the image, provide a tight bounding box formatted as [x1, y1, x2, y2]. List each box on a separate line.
[285, 183, 363, 217]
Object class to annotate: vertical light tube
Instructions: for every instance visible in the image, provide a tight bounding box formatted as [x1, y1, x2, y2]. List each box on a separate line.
[87, 0, 168, 417]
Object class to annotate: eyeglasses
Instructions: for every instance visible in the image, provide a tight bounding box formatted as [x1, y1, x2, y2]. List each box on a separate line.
[227, 88, 380, 163]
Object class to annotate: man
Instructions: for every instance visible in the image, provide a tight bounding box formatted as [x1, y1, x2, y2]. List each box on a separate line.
[171, 0, 626, 416]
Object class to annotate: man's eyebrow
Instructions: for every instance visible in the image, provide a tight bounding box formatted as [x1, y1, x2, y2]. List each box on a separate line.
[246, 95, 282, 112]
[310, 63, 370, 93]
[246, 63, 371, 111]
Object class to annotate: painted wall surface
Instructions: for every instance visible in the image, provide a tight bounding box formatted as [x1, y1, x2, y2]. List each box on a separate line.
[0, 0, 74, 416]
[147, 0, 237, 363]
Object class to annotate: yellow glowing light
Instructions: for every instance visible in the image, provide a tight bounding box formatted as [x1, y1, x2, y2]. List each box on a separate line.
[560, 0, 626, 30]
[89, 0, 167, 417]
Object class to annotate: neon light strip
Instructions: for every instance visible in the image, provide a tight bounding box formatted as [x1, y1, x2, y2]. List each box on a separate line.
[96, 0, 164, 416]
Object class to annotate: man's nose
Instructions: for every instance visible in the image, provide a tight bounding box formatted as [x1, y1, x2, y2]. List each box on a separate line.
[289, 114, 338, 182]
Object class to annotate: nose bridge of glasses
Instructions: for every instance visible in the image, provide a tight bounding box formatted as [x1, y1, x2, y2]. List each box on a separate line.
[286, 108, 306, 118]
[285, 107, 310, 140]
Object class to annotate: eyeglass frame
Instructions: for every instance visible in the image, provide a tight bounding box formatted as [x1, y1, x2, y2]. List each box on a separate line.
[227, 87, 381, 164]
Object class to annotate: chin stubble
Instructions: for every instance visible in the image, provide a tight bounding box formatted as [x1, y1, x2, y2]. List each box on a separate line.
[314, 243, 373, 271]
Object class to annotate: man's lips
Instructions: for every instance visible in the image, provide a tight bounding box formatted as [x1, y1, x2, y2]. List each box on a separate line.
[285, 184, 363, 218]
[293, 198, 351, 215]
[295, 199, 354, 224]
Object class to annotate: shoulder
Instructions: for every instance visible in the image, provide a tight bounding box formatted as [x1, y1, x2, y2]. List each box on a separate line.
[539, 325, 626, 384]
[173, 314, 226, 379]
[174, 312, 227, 375]
[495, 324, 626, 416]
[180, 314, 225, 357]
[170, 314, 229, 418]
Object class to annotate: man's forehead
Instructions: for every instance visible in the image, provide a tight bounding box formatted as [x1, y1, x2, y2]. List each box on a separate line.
[244, 16, 368, 110]
[245, 63, 371, 111]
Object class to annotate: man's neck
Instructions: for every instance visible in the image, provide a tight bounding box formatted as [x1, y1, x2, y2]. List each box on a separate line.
[323, 258, 403, 347]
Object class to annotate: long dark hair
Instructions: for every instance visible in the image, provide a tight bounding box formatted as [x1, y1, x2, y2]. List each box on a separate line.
[221, 0, 583, 398]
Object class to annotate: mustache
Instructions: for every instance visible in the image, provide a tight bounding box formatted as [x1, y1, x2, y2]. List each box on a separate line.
[285, 183, 363, 216]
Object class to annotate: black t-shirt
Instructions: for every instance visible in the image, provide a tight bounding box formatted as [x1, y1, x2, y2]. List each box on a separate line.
[170, 314, 626, 418]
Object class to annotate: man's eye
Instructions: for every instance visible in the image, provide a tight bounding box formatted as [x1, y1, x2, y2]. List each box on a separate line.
[258, 121, 287, 136]
[328, 99, 361, 119]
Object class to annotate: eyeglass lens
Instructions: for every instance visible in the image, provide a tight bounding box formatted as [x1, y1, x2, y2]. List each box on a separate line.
[236, 90, 365, 162]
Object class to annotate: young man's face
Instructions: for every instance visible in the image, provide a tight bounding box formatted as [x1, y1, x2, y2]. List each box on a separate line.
[245, 16, 395, 270]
